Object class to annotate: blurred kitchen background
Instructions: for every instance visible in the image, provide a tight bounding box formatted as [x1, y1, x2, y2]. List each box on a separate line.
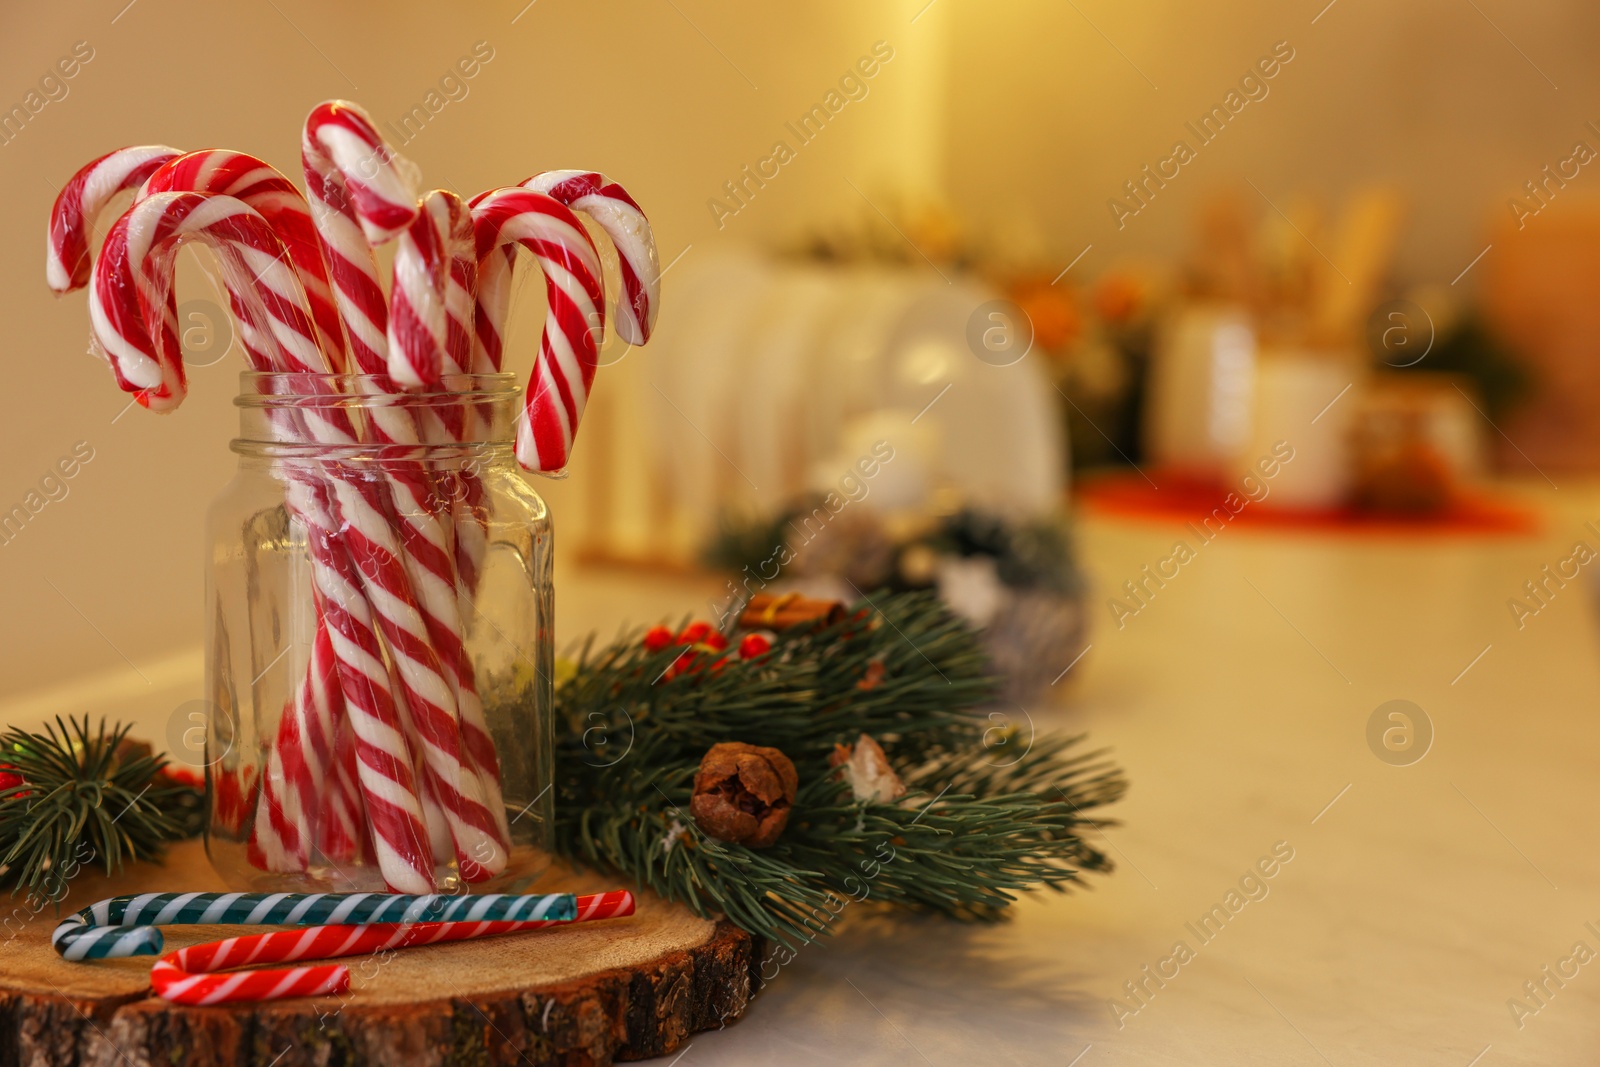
[3, 0, 1597, 723]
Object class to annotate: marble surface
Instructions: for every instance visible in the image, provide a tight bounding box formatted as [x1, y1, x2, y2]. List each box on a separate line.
[646, 485, 1600, 1066]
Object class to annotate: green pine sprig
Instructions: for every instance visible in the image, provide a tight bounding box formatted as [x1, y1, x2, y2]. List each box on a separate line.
[554, 591, 1126, 949]
[0, 716, 193, 901]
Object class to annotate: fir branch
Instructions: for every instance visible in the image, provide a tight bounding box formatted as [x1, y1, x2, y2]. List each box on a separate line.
[553, 590, 1127, 948]
[0, 716, 192, 900]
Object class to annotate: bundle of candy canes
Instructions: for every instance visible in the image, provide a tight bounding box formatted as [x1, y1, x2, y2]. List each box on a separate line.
[47, 101, 661, 895]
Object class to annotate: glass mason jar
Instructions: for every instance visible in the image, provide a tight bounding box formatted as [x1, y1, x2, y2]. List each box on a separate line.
[205, 372, 554, 894]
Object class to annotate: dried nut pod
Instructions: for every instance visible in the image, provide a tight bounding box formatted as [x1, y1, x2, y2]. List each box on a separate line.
[689, 742, 799, 848]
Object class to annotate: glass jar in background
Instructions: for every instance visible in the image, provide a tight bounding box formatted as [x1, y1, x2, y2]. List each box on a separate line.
[205, 372, 554, 894]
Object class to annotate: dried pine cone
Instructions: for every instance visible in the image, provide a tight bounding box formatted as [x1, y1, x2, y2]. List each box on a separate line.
[689, 742, 798, 848]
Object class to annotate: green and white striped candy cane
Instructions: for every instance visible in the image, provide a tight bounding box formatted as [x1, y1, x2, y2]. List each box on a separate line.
[53, 890, 578, 961]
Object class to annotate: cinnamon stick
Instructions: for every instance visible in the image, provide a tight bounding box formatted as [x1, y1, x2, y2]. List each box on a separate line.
[737, 593, 845, 631]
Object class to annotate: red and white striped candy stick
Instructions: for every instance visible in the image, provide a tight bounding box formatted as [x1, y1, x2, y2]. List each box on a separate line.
[436, 193, 495, 595]
[469, 188, 605, 473]
[245, 487, 356, 876]
[90, 191, 439, 892]
[424, 196, 504, 815]
[235, 423, 364, 875]
[149, 891, 636, 1006]
[90, 186, 411, 882]
[253, 589, 369, 871]
[110, 179, 435, 876]
[388, 188, 496, 576]
[440, 201, 480, 384]
[289, 399, 510, 882]
[47, 145, 182, 294]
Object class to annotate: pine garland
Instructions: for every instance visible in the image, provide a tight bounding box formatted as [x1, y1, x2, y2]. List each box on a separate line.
[0, 716, 195, 901]
[554, 591, 1125, 949]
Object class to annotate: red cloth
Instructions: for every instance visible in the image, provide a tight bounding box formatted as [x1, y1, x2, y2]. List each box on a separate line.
[1077, 470, 1540, 537]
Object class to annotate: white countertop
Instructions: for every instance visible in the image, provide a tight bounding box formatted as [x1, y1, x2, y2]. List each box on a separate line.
[658, 484, 1600, 1066]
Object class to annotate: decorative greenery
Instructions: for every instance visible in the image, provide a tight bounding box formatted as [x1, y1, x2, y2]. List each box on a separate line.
[704, 503, 1084, 597]
[0, 716, 196, 902]
[553, 591, 1125, 949]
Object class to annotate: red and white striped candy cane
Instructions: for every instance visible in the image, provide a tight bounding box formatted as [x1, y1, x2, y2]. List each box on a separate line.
[388, 189, 496, 589]
[273, 390, 510, 881]
[388, 190, 478, 393]
[253, 585, 369, 872]
[321, 703, 376, 864]
[93, 193, 434, 889]
[139, 149, 349, 371]
[149, 891, 635, 1005]
[70, 164, 352, 870]
[91, 190, 369, 878]
[91, 191, 441, 892]
[434, 192, 495, 595]
[469, 188, 605, 473]
[159, 107, 502, 877]
[134, 153, 372, 867]
[245, 486, 358, 876]
[300, 622, 365, 861]
[303, 113, 511, 872]
[302, 101, 416, 378]
[518, 171, 661, 346]
[47, 145, 182, 294]
[471, 172, 660, 375]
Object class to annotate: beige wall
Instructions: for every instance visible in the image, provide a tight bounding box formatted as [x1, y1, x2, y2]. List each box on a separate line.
[943, 0, 1600, 282]
[1, 0, 1593, 704]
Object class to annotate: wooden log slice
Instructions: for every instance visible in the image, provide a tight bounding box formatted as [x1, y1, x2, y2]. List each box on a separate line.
[0, 840, 762, 1066]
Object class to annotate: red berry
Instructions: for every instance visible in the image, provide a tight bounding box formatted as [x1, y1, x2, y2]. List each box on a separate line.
[664, 650, 694, 681]
[677, 621, 713, 645]
[0, 769, 23, 793]
[643, 625, 674, 652]
[702, 631, 729, 652]
[738, 634, 772, 660]
[159, 765, 205, 790]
